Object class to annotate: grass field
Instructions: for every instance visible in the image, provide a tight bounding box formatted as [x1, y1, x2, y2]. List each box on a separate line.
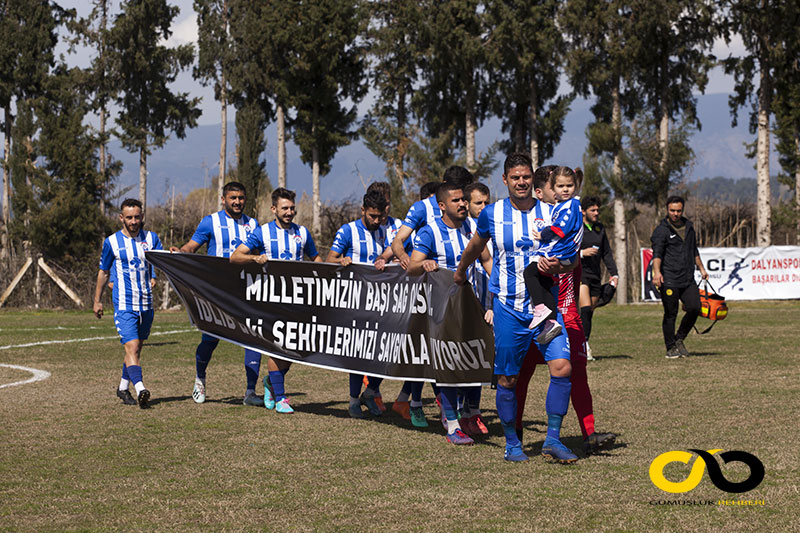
[1, 301, 798, 531]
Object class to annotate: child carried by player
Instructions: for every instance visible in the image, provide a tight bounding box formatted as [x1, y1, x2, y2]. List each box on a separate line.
[523, 166, 584, 343]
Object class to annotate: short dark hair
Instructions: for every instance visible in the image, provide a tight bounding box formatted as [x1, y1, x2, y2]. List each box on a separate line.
[666, 195, 684, 207]
[120, 198, 142, 211]
[367, 181, 391, 200]
[581, 195, 601, 210]
[222, 181, 246, 196]
[464, 182, 490, 201]
[420, 181, 440, 199]
[442, 165, 474, 188]
[534, 165, 557, 190]
[503, 152, 533, 175]
[435, 181, 464, 205]
[363, 190, 389, 212]
[271, 187, 296, 206]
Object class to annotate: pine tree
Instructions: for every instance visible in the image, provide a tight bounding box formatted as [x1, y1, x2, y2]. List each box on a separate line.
[234, 100, 268, 219]
[108, 0, 200, 213]
[486, 0, 572, 168]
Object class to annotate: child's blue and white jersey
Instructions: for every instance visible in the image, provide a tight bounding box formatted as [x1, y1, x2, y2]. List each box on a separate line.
[384, 215, 412, 253]
[413, 217, 476, 273]
[243, 220, 318, 261]
[190, 210, 258, 258]
[330, 218, 388, 265]
[476, 198, 552, 313]
[470, 216, 493, 310]
[536, 198, 583, 263]
[99, 229, 163, 311]
[402, 196, 440, 231]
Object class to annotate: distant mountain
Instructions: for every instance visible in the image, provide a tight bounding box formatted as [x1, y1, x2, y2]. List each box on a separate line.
[109, 92, 780, 205]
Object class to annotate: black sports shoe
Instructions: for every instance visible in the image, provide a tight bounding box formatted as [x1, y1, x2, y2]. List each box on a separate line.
[116, 388, 137, 405]
[137, 388, 151, 409]
[583, 431, 617, 455]
[674, 338, 690, 357]
[665, 346, 681, 359]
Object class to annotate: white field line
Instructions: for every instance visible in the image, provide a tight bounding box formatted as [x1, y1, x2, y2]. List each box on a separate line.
[0, 324, 183, 333]
[0, 363, 51, 389]
[0, 328, 195, 351]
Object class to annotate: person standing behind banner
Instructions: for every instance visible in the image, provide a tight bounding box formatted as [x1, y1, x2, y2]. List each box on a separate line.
[94, 198, 163, 409]
[650, 195, 708, 359]
[454, 153, 577, 464]
[230, 187, 322, 414]
[408, 182, 493, 443]
[578, 196, 618, 360]
[326, 191, 391, 419]
[170, 182, 265, 407]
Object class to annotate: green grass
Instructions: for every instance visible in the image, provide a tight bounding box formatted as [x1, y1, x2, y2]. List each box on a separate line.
[1, 302, 798, 531]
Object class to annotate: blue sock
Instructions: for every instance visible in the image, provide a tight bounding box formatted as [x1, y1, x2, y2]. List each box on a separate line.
[411, 382, 423, 402]
[127, 365, 143, 386]
[195, 336, 218, 380]
[430, 383, 440, 397]
[244, 349, 261, 391]
[466, 386, 481, 411]
[456, 392, 465, 411]
[268, 370, 285, 401]
[439, 387, 459, 422]
[496, 384, 520, 447]
[121, 364, 130, 381]
[545, 375, 571, 441]
[401, 381, 413, 395]
[349, 373, 362, 399]
[367, 376, 383, 393]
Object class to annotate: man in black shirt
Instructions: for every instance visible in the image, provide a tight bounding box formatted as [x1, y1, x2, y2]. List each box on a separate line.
[650, 196, 708, 358]
[579, 197, 618, 357]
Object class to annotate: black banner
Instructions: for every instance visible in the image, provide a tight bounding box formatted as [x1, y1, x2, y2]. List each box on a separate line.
[145, 251, 495, 385]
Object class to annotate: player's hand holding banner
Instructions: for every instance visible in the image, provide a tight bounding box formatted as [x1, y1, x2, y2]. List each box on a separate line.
[146, 251, 494, 386]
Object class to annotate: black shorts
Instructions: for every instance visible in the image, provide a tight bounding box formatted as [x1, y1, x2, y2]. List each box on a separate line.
[581, 274, 602, 297]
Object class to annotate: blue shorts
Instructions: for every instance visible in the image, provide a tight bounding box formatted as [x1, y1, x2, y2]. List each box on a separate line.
[114, 309, 154, 345]
[492, 299, 570, 376]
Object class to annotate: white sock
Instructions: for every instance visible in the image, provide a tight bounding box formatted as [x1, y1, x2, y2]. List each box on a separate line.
[119, 378, 130, 391]
[446, 419, 460, 433]
[410, 399, 423, 408]
[133, 381, 145, 394]
[396, 391, 410, 402]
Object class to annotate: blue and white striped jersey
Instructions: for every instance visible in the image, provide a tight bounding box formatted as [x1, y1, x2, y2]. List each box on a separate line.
[99, 230, 163, 311]
[476, 198, 552, 313]
[413, 217, 476, 272]
[330, 218, 388, 265]
[536, 198, 583, 263]
[243, 220, 318, 261]
[190, 210, 258, 258]
[401, 196, 440, 231]
[384, 215, 412, 253]
[470, 216, 493, 310]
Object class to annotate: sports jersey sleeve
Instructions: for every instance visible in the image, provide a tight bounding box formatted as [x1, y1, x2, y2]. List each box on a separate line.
[189, 215, 213, 246]
[330, 224, 352, 255]
[402, 200, 427, 230]
[412, 226, 436, 258]
[243, 225, 265, 254]
[304, 230, 319, 259]
[476, 206, 492, 239]
[99, 238, 114, 271]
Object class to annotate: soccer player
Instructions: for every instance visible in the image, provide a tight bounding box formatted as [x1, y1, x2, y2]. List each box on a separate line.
[455, 153, 578, 463]
[326, 190, 391, 419]
[230, 187, 322, 413]
[407, 182, 492, 443]
[523, 166, 584, 344]
[171, 182, 264, 407]
[94, 198, 163, 409]
[578, 196, 618, 358]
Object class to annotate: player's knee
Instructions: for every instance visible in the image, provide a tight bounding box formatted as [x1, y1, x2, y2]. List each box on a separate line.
[497, 374, 518, 389]
[549, 358, 571, 378]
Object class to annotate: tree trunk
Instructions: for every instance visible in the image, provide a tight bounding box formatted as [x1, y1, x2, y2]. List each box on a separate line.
[529, 81, 539, 168]
[756, 63, 771, 247]
[99, 106, 107, 217]
[659, 87, 669, 208]
[612, 84, 627, 304]
[312, 144, 320, 238]
[277, 103, 286, 189]
[139, 145, 147, 213]
[394, 89, 406, 194]
[465, 103, 476, 172]
[218, 81, 227, 209]
[795, 135, 800, 244]
[2, 106, 11, 259]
